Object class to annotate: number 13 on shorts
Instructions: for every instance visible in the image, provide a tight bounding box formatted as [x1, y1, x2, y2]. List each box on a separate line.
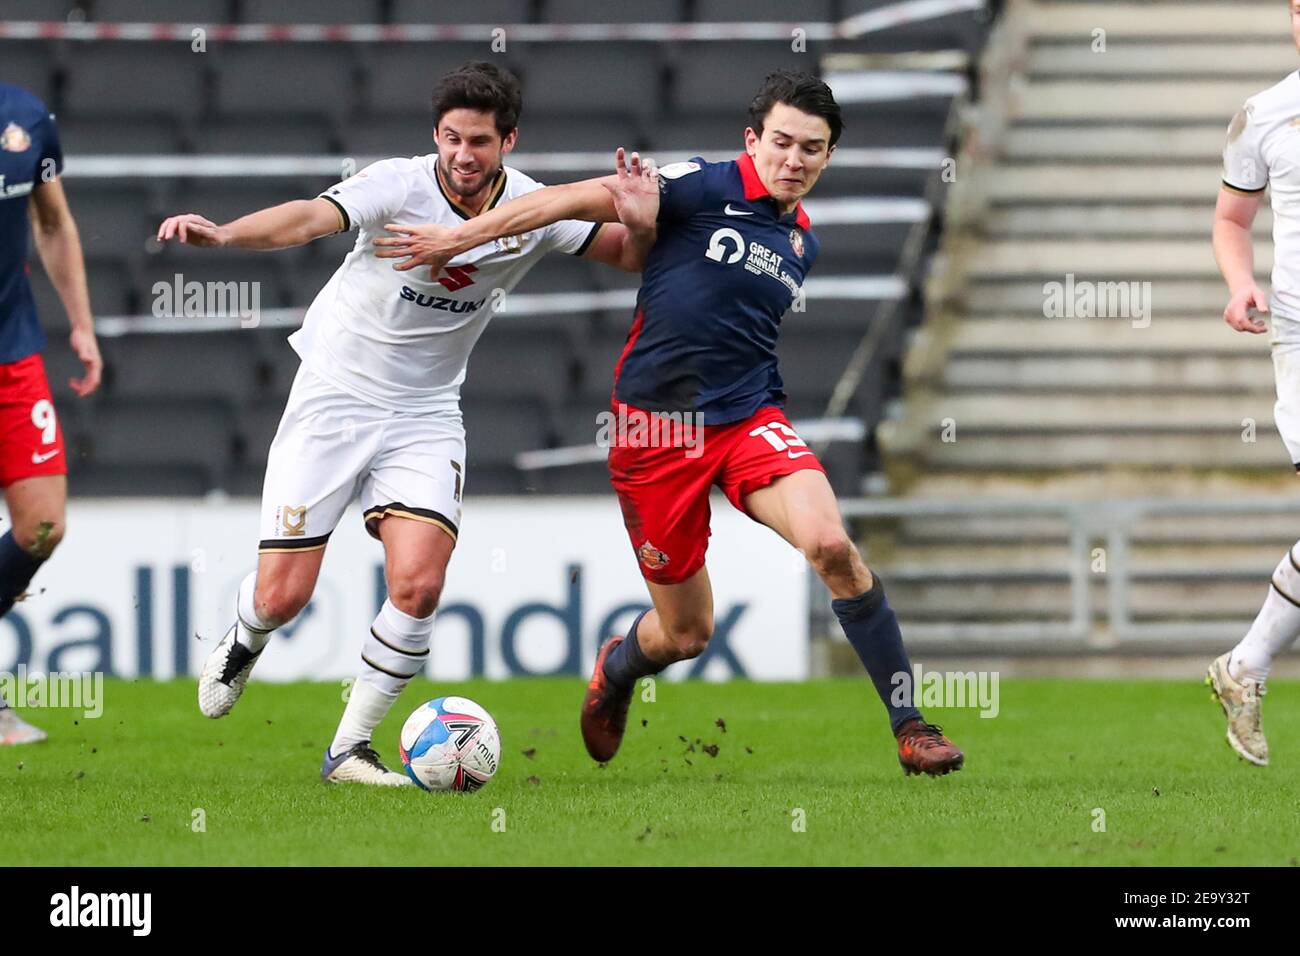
[749, 421, 813, 459]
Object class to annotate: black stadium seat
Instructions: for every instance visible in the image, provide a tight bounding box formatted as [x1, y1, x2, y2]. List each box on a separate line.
[391, 0, 534, 24]
[693, 0, 834, 20]
[814, 219, 915, 258]
[64, 46, 209, 121]
[641, 116, 747, 152]
[188, 117, 336, 156]
[62, 183, 155, 264]
[4, 0, 79, 20]
[213, 45, 359, 120]
[137, 253, 289, 316]
[337, 114, 436, 158]
[78, 398, 235, 487]
[508, 251, 599, 294]
[776, 328, 866, 401]
[671, 42, 815, 115]
[361, 43, 511, 119]
[460, 397, 551, 493]
[0, 41, 57, 105]
[99, 331, 261, 404]
[542, 0, 683, 22]
[462, 325, 579, 408]
[92, 0, 233, 21]
[57, 117, 184, 154]
[22, 258, 133, 330]
[516, 43, 663, 120]
[237, 0, 383, 24]
[284, 255, 342, 310]
[462, 397, 552, 465]
[84, 259, 139, 317]
[511, 116, 642, 153]
[235, 400, 287, 472]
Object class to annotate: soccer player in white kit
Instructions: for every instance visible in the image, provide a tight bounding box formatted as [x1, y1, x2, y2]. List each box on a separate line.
[1209, 6, 1300, 766]
[156, 63, 656, 785]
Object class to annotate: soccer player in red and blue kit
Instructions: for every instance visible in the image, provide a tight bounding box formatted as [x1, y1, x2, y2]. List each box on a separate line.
[376, 71, 964, 776]
[0, 82, 103, 745]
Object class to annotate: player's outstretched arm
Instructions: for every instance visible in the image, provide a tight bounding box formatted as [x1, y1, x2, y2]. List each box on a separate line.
[155, 198, 344, 251]
[1213, 188, 1268, 334]
[375, 149, 654, 275]
[29, 176, 101, 397]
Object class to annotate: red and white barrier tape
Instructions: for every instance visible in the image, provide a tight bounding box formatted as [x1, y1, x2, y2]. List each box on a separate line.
[0, 21, 838, 42]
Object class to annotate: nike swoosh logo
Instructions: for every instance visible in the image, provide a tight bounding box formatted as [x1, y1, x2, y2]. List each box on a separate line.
[724, 204, 754, 216]
[31, 449, 60, 464]
[787, 450, 812, 459]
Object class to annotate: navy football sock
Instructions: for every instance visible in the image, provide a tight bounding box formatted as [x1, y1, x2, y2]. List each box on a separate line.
[601, 611, 662, 691]
[0, 531, 43, 618]
[832, 576, 922, 733]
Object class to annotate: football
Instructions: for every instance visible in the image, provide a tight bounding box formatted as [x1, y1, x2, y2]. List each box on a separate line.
[398, 696, 501, 792]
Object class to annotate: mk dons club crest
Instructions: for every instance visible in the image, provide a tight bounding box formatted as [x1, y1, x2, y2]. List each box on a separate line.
[1, 122, 31, 153]
[282, 505, 307, 536]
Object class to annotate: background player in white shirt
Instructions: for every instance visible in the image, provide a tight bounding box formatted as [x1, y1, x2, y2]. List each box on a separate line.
[1209, 3, 1300, 767]
[156, 62, 656, 785]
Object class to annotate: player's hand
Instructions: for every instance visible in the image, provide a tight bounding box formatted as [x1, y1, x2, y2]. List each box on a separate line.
[604, 147, 659, 235]
[1224, 285, 1269, 334]
[68, 326, 102, 397]
[155, 213, 229, 248]
[374, 223, 460, 276]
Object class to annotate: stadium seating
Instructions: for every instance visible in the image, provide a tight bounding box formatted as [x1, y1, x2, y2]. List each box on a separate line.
[5, 1, 996, 495]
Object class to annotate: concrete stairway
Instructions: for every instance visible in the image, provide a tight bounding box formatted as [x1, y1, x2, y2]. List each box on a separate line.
[857, 2, 1300, 650]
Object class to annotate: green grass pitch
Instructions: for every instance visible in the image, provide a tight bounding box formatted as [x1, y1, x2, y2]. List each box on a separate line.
[3, 677, 1297, 866]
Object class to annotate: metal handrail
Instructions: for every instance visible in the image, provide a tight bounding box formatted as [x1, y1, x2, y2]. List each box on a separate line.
[831, 496, 1300, 647]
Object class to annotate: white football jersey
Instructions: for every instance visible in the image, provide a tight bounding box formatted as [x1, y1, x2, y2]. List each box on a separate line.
[1223, 72, 1300, 342]
[289, 156, 599, 412]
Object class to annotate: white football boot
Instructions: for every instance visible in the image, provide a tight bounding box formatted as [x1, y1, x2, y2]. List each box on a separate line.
[198, 624, 264, 718]
[1206, 652, 1269, 766]
[320, 742, 412, 786]
[0, 706, 47, 745]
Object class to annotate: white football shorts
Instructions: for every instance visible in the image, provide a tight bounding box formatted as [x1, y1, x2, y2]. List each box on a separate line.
[258, 364, 465, 554]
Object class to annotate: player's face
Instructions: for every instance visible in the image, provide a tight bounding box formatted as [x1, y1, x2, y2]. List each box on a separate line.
[744, 102, 834, 209]
[433, 108, 517, 200]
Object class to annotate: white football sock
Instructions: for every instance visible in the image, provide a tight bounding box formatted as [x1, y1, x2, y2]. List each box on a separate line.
[235, 570, 276, 653]
[330, 599, 434, 757]
[1230, 542, 1300, 683]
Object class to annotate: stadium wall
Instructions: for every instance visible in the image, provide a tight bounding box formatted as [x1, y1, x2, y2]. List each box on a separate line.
[0, 498, 808, 682]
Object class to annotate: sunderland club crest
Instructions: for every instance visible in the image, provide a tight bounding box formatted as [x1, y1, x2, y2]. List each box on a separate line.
[1, 122, 31, 153]
[788, 228, 805, 258]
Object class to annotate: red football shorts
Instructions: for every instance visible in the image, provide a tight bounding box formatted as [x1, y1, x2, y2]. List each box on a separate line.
[607, 401, 825, 585]
[0, 353, 66, 486]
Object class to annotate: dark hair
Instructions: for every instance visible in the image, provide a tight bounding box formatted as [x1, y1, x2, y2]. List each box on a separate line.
[431, 62, 523, 138]
[748, 70, 843, 147]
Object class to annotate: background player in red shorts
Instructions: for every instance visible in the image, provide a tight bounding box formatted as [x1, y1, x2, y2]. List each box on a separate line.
[377, 72, 964, 777]
[0, 82, 102, 745]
